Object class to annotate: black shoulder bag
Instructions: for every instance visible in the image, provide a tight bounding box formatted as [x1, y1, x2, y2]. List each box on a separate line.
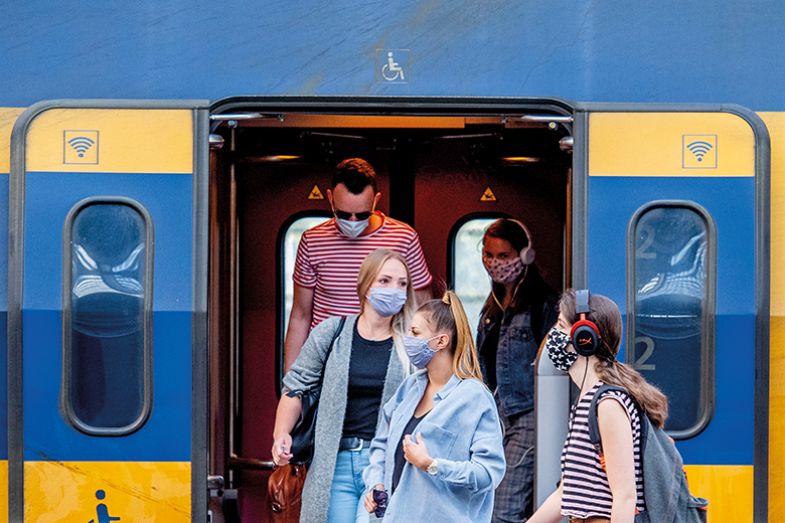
[287, 316, 346, 465]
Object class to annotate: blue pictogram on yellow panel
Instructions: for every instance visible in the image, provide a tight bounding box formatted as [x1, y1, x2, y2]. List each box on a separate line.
[87, 489, 120, 523]
[682, 134, 717, 169]
[64, 130, 99, 164]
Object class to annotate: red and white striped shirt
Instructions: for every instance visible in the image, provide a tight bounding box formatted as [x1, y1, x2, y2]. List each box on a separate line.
[293, 213, 432, 328]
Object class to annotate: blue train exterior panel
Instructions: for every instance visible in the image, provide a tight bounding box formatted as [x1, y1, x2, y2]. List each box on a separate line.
[588, 175, 756, 465]
[22, 172, 193, 461]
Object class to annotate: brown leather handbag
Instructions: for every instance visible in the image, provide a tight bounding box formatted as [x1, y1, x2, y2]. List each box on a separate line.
[268, 463, 307, 522]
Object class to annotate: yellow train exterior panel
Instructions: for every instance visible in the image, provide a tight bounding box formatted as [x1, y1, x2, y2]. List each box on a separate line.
[589, 112, 755, 177]
[683, 465, 752, 523]
[761, 112, 785, 519]
[25, 108, 193, 174]
[24, 461, 190, 522]
[0, 108, 25, 174]
[0, 460, 7, 522]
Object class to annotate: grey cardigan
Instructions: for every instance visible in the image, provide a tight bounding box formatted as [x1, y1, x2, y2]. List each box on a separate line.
[282, 314, 406, 523]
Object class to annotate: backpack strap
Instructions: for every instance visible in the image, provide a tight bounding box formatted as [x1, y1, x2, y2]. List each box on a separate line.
[587, 384, 649, 453]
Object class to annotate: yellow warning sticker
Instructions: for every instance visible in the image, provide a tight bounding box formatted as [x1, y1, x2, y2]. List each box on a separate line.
[480, 187, 497, 202]
[308, 185, 325, 200]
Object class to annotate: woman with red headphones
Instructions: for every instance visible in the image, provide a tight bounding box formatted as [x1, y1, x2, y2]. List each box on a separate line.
[529, 290, 668, 523]
[476, 218, 559, 522]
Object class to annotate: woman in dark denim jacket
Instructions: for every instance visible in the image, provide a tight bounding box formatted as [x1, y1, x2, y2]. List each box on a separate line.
[476, 218, 558, 522]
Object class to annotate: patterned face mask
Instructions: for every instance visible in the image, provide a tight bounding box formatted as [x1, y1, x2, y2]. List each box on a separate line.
[483, 256, 525, 284]
[546, 328, 578, 372]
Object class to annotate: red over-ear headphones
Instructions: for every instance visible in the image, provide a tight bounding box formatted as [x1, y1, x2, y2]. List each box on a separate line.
[570, 289, 602, 357]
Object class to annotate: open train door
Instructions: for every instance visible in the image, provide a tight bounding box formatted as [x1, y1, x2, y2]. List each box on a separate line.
[8, 101, 210, 522]
[539, 106, 768, 522]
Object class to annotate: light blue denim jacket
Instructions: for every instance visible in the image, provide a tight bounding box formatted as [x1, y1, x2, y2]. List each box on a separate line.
[363, 370, 505, 522]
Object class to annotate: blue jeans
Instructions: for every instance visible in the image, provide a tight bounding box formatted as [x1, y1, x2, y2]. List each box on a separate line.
[328, 448, 370, 523]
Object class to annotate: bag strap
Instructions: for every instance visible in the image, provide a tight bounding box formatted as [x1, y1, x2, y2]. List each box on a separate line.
[325, 316, 346, 366]
[587, 383, 649, 452]
[317, 316, 346, 384]
[286, 316, 347, 398]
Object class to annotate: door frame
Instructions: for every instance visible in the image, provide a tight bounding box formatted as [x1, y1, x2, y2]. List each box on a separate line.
[8, 99, 210, 523]
[571, 102, 770, 521]
[207, 96, 577, 502]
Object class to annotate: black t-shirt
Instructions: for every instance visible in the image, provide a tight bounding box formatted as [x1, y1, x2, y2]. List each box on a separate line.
[341, 322, 393, 440]
[392, 412, 425, 493]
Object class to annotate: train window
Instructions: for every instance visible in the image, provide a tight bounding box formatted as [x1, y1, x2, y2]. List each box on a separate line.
[63, 199, 153, 435]
[628, 202, 715, 438]
[281, 215, 331, 336]
[451, 217, 499, 338]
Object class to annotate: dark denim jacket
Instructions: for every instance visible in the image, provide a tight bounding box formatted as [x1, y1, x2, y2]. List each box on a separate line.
[477, 302, 556, 417]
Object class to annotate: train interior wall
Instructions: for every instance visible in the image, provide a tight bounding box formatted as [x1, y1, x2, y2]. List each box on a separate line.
[208, 114, 570, 521]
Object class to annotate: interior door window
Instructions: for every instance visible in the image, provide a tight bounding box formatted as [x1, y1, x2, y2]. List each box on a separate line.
[281, 215, 330, 335]
[451, 217, 499, 339]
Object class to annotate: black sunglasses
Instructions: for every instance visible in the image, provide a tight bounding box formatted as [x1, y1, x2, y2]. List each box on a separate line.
[334, 210, 372, 221]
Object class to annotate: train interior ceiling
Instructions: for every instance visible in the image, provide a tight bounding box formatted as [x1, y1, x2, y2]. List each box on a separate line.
[207, 111, 572, 520]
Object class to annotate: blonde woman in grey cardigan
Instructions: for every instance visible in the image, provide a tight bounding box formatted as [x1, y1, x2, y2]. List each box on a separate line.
[272, 248, 418, 523]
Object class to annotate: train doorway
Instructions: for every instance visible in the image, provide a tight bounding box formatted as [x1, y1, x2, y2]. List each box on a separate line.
[207, 100, 573, 522]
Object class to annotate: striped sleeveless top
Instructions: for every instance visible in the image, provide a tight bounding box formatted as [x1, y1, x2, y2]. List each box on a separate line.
[559, 381, 646, 518]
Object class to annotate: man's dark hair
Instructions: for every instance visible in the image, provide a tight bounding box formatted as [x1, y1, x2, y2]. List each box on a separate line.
[332, 158, 377, 194]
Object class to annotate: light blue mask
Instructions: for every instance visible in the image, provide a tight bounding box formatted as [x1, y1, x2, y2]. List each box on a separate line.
[335, 217, 369, 238]
[403, 335, 442, 369]
[368, 287, 407, 317]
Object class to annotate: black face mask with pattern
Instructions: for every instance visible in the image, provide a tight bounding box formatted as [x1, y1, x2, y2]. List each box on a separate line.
[545, 328, 578, 372]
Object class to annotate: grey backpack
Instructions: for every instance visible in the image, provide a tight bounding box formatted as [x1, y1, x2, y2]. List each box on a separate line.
[587, 384, 709, 523]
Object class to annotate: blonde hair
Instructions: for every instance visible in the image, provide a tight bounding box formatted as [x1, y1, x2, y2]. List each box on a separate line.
[559, 289, 669, 428]
[418, 291, 483, 381]
[356, 249, 417, 370]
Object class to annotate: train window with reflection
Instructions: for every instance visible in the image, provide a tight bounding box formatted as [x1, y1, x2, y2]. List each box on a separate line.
[628, 202, 715, 438]
[451, 217, 499, 339]
[282, 215, 331, 335]
[63, 199, 153, 435]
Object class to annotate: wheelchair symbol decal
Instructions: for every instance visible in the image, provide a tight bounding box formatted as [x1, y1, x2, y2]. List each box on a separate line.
[377, 49, 409, 83]
[87, 489, 121, 523]
[382, 51, 405, 81]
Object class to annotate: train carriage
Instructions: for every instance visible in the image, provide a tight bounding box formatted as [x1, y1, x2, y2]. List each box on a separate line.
[3, 2, 785, 522]
[0, 98, 773, 523]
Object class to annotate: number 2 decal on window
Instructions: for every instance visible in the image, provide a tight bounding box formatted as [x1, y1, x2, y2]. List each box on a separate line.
[632, 336, 656, 371]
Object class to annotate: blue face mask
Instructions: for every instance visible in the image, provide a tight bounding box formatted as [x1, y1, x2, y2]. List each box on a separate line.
[403, 334, 442, 369]
[335, 217, 369, 238]
[368, 287, 407, 317]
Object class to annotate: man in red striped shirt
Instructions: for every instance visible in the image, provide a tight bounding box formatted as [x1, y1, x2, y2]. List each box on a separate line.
[284, 158, 433, 370]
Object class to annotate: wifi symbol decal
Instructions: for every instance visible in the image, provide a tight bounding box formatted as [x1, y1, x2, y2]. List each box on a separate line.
[682, 134, 717, 169]
[686, 140, 713, 162]
[67, 136, 95, 157]
[63, 130, 99, 164]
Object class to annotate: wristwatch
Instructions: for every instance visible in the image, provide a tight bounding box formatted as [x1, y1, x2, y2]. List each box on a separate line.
[426, 458, 439, 476]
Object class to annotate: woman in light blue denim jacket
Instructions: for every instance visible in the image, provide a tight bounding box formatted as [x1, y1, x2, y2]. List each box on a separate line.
[363, 291, 506, 522]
